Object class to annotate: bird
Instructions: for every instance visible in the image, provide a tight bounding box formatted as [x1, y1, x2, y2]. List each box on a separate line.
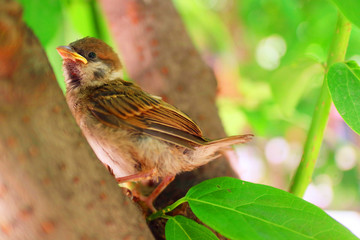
[56, 37, 253, 211]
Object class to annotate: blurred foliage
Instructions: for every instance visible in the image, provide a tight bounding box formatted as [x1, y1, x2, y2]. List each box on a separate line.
[173, 0, 359, 210]
[174, 0, 338, 136]
[16, 0, 359, 211]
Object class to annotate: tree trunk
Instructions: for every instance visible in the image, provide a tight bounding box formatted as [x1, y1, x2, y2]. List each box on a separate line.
[0, 1, 153, 239]
[100, 0, 237, 238]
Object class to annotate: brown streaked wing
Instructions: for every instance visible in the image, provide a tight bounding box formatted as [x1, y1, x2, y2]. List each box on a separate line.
[87, 81, 206, 148]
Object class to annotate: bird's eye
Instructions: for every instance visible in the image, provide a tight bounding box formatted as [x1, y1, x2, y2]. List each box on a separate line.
[88, 52, 96, 59]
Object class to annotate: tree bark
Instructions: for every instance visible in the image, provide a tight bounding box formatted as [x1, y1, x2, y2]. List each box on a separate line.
[100, 0, 237, 238]
[0, 1, 153, 239]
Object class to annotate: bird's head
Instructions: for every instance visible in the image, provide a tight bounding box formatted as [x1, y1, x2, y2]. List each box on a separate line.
[57, 37, 122, 90]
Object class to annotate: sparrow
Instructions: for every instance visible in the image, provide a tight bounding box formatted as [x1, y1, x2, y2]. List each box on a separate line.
[56, 37, 253, 211]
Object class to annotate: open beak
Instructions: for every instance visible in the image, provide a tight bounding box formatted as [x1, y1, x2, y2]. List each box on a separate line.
[56, 46, 88, 64]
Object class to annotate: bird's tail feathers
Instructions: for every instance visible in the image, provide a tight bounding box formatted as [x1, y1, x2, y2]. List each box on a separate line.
[205, 134, 253, 149]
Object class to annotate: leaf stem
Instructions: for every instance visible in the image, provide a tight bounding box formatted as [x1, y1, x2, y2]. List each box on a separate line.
[147, 197, 188, 221]
[289, 12, 352, 197]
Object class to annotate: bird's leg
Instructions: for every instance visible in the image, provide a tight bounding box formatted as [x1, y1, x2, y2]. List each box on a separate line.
[116, 170, 158, 202]
[115, 169, 155, 183]
[116, 171, 174, 212]
[143, 175, 175, 212]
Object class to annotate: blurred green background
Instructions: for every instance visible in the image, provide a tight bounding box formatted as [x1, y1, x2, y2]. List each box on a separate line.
[16, 0, 359, 211]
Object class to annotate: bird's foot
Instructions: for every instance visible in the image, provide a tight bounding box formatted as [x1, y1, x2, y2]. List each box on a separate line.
[141, 175, 175, 212]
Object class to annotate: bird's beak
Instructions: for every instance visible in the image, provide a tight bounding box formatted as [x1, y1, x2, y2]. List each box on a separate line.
[56, 46, 88, 64]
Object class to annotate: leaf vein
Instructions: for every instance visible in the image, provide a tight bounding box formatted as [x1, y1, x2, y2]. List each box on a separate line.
[188, 198, 317, 239]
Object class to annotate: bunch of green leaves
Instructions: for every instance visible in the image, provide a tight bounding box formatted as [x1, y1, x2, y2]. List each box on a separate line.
[149, 177, 359, 240]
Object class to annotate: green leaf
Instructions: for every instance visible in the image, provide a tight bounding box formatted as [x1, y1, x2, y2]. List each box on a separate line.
[328, 61, 360, 135]
[185, 177, 358, 240]
[165, 215, 219, 240]
[17, 0, 62, 45]
[331, 0, 360, 28]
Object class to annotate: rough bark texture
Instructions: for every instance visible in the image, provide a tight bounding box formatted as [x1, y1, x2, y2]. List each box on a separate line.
[100, 0, 237, 238]
[0, 1, 153, 239]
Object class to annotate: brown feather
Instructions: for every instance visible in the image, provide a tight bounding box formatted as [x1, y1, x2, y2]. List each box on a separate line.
[87, 80, 207, 148]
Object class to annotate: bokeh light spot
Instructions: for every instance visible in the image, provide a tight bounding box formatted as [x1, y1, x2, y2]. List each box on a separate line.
[265, 137, 289, 164]
[255, 35, 286, 70]
[335, 145, 357, 171]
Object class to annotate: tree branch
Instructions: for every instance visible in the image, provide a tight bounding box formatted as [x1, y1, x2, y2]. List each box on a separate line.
[0, 1, 153, 239]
